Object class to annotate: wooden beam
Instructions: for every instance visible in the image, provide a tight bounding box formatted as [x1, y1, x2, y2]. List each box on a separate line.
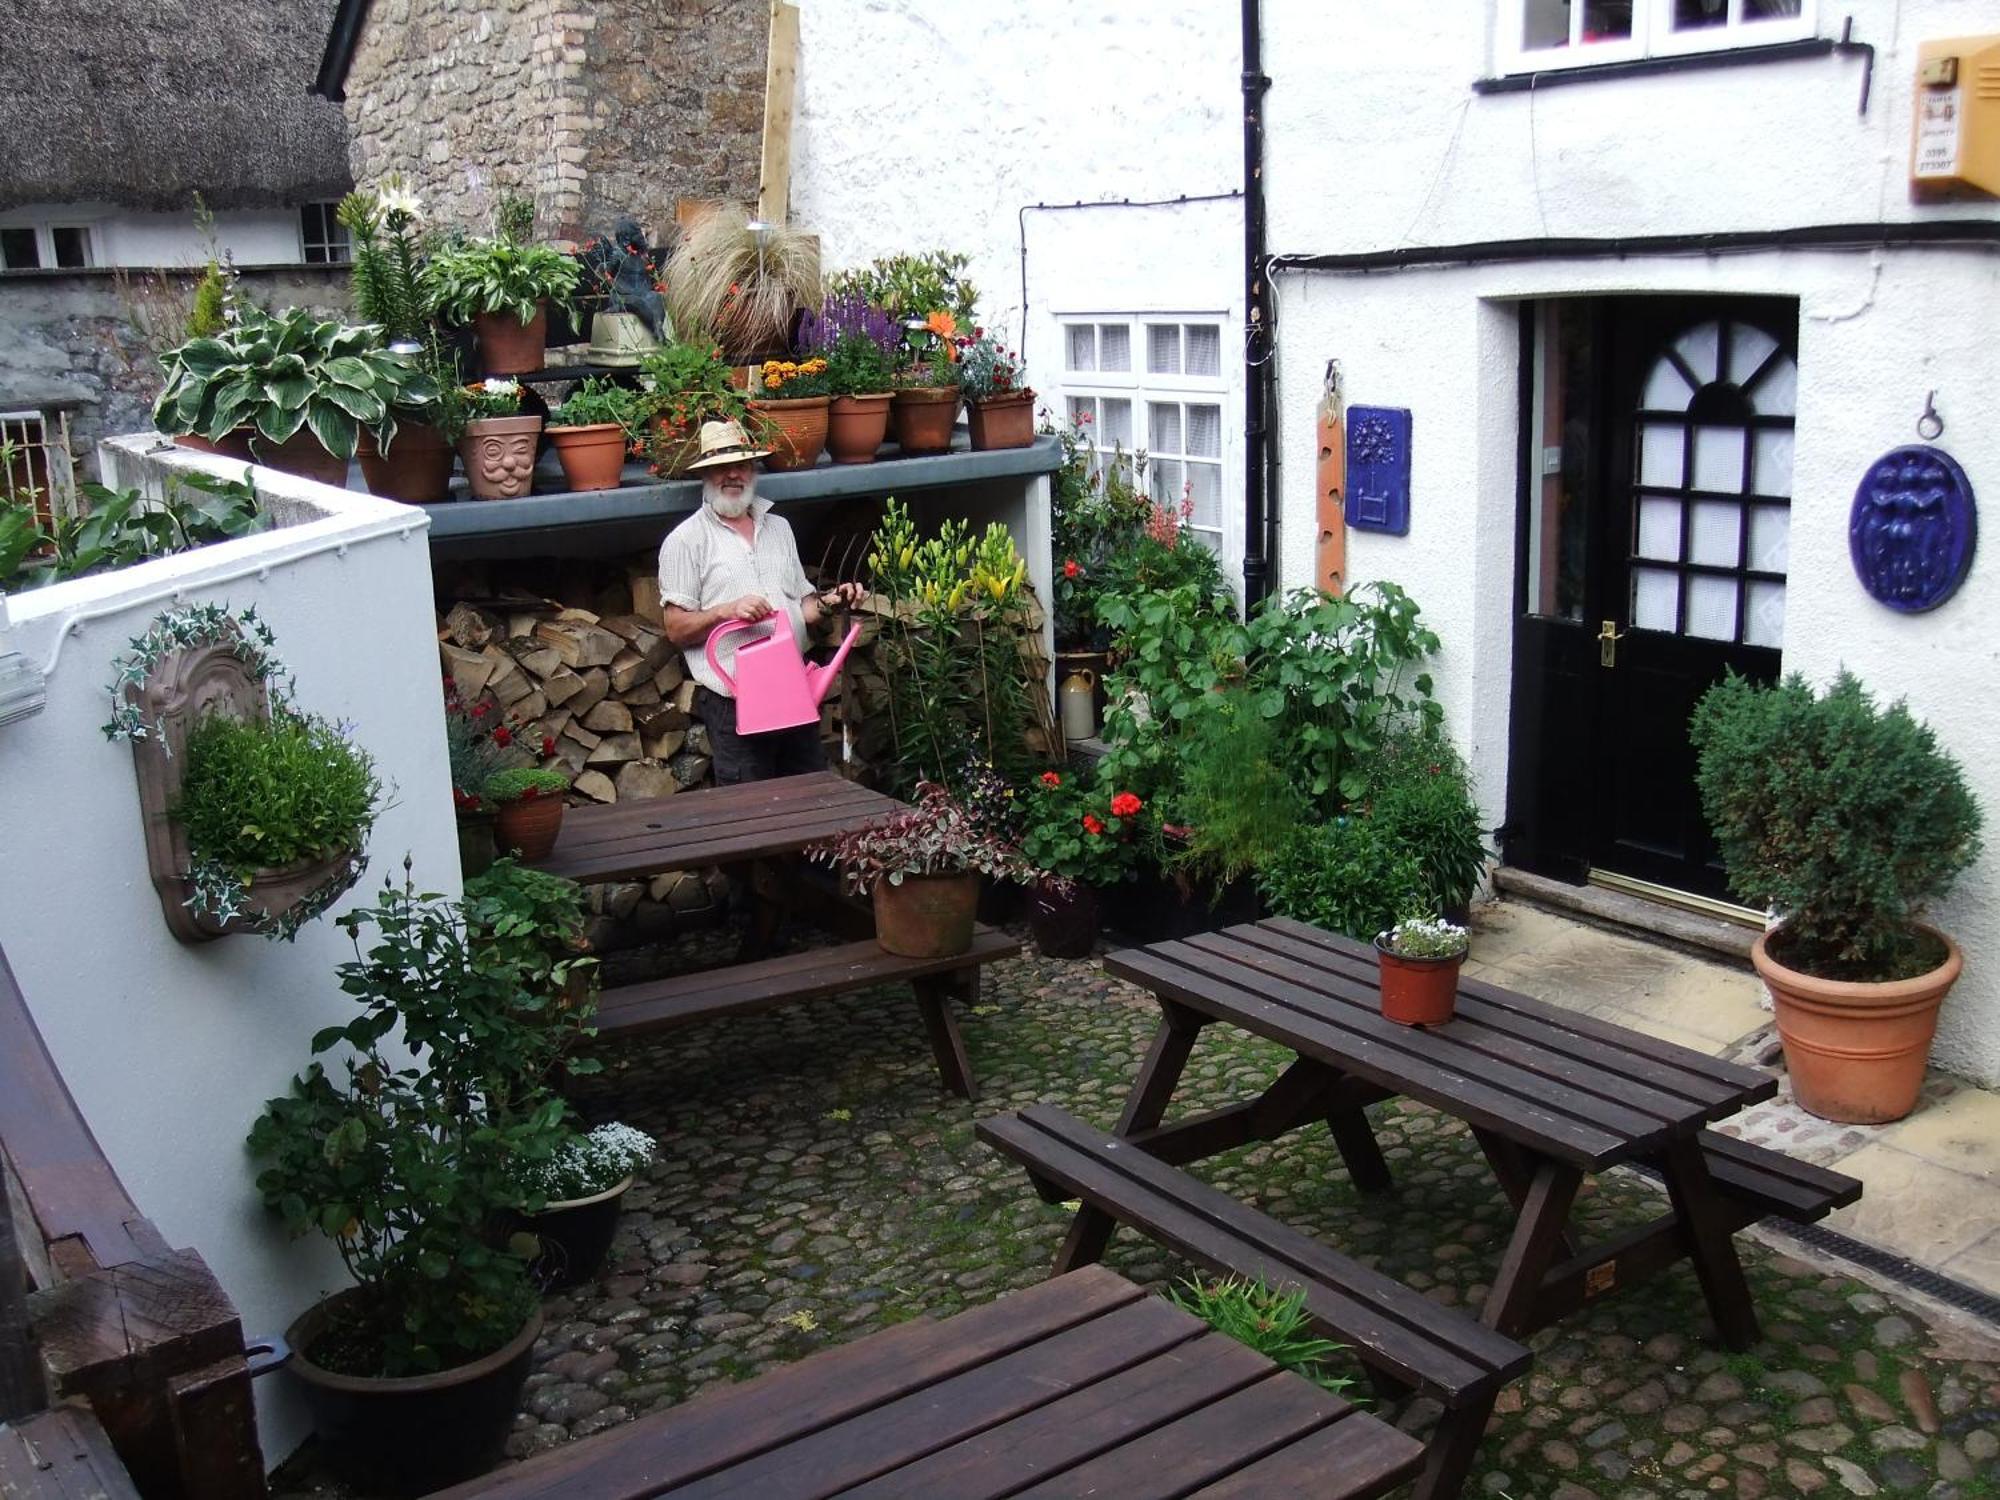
[0, 1172, 42, 1422]
[758, 1, 800, 226]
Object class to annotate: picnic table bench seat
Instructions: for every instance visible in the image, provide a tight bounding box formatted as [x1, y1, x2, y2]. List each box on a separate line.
[593, 927, 1019, 1099]
[1694, 1129, 1861, 1225]
[0, 1406, 143, 1499]
[978, 1103, 1532, 1500]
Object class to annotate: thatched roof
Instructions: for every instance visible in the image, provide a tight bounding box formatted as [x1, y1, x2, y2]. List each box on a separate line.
[0, 0, 351, 213]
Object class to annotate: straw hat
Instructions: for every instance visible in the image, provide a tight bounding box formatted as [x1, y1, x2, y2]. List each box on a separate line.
[685, 418, 771, 471]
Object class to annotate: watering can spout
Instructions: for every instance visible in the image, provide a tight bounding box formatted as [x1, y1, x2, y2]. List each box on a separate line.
[807, 620, 863, 707]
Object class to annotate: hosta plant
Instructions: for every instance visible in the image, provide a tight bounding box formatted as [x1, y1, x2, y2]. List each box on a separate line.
[423, 237, 580, 327]
[151, 306, 439, 459]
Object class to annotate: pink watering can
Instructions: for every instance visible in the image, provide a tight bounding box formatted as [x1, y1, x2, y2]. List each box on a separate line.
[705, 617, 862, 734]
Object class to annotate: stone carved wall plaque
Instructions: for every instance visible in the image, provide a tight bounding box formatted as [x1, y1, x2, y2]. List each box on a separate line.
[1849, 445, 1977, 613]
[1345, 405, 1412, 536]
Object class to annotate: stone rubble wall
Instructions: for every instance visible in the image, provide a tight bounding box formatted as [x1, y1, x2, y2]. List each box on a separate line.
[341, 0, 765, 247]
[0, 266, 351, 480]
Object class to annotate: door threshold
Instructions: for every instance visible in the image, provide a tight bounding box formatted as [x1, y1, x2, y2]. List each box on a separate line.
[1491, 866, 1757, 965]
[1586, 869, 1764, 928]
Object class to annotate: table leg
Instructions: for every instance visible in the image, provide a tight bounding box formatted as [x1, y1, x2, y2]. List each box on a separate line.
[1114, 1003, 1205, 1136]
[1482, 1157, 1583, 1336]
[912, 972, 977, 1101]
[1474, 1126, 1578, 1258]
[1658, 1135, 1762, 1350]
[1325, 1106, 1394, 1194]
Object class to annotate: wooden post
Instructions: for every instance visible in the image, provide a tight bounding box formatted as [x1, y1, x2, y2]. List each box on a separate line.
[758, 1, 800, 226]
[1315, 362, 1347, 596]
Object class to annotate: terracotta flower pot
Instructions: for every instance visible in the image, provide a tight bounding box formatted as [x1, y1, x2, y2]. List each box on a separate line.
[891, 386, 962, 456]
[1028, 879, 1099, 960]
[472, 304, 548, 375]
[967, 391, 1036, 451]
[827, 392, 893, 465]
[873, 871, 979, 958]
[174, 430, 254, 460]
[246, 427, 351, 487]
[547, 422, 629, 492]
[748, 396, 830, 471]
[1374, 938, 1462, 1027]
[494, 794, 564, 861]
[458, 415, 543, 501]
[286, 1292, 542, 1494]
[1753, 924, 1963, 1124]
[357, 422, 453, 504]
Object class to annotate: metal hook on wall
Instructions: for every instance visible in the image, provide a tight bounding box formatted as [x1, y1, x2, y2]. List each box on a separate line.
[1917, 391, 1944, 442]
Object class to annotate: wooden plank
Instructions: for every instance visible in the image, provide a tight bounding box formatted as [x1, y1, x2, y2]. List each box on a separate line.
[0, 1173, 40, 1422]
[1184, 1409, 1425, 1500]
[1481, 1158, 1583, 1336]
[549, 775, 889, 853]
[1657, 1135, 1761, 1350]
[1105, 946, 1628, 1168]
[0, 1405, 143, 1500]
[542, 806, 899, 885]
[1699, 1131, 1862, 1219]
[757, 1, 800, 226]
[658, 1296, 1204, 1499]
[426, 1268, 1146, 1500]
[836, 1333, 1278, 1500]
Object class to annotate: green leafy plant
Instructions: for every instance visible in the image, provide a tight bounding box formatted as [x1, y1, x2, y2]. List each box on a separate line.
[1257, 816, 1427, 943]
[174, 707, 381, 879]
[1364, 730, 1488, 914]
[443, 674, 547, 813]
[483, 766, 569, 806]
[1018, 770, 1148, 888]
[1, 466, 263, 593]
[516, 1121, 653, 1202]
[1690, 671, 1981, 981]
[422, 237, 579, 327]
[459, 858, 601, 1072]
[1381, 914, 1469, 959]
[1049, 417, 1155, 647]
[825, 330, 893, 397]
[337, 182, 428, 346]
[808, 783, 1030, 897]
[549, 376, 647, 434]
[150, 305, 439, 459]
[495, 192, 536, 247]
[665, 203, 823, 361]
[1167, 689, 1311, 890]
[826, 251, 978, 323]
[1169, 1277, 1354, 1396]
[187, 261, 228, 338]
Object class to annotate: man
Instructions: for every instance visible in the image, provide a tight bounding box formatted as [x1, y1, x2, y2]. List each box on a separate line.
[658, 419, 864, 784]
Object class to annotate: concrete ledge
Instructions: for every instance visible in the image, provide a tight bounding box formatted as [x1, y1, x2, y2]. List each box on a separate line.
[1492, 865, 1756, 965]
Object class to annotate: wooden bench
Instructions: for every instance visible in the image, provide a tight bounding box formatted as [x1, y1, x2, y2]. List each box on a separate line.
[594, 927, 1020, 1099]
[0, 1406, 142, 1499]
[978, 1103, 1532, 1500]
[1698, 1129, 1862, 1225]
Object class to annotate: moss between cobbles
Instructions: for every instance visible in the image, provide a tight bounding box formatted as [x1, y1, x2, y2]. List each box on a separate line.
[273, 936, 2000, 1499]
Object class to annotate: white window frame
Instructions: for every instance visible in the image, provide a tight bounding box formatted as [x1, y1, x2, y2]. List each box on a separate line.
[1496, 0, 1817, 76]
[299, 201, 351, 265]
[1057, 312, 1232, 557]
[0, 221, 96, 270]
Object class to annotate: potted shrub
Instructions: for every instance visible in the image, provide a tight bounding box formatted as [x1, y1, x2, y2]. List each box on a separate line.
[485, 766, 570, 862]
[664, 203, 822, 367]
[1374, 914, 1469, 1028]
[638, 339, 749, 477]
[809, 783, 1028, 957]
[457, 378, 542, 500]
[827, 250, 980, 327]
[747, 355, 832, 471]
[545, 376, 644, 492]
[1690, 671, 1982, 1123]
[959, 332, 1035, 451]
[247, 876, 575, 1493]
[890, 311, 964, 457]
[423, 233, 580, 376]
[510, 1122, 655, 1290]
[800, 295, 901, 464]
[151, 306, 438, 486]
[1018, 769, 1145, 958]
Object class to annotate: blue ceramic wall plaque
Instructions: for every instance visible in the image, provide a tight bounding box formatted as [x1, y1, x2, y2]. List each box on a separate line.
[1346, 405, 1412, 536]
[1849, 445, 1976, 613]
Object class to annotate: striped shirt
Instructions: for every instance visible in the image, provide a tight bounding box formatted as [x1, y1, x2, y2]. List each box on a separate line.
[657, 497, 813, 698]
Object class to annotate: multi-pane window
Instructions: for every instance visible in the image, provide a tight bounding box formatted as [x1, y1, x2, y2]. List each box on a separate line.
[1061, 315, 1228, 554]
[0, 224, 94, 270]
[300, 202, 351, 265]
[1502, 0, 1814, 72]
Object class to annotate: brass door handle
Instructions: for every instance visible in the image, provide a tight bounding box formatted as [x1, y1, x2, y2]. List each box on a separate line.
[1598, 619, 1626, 668]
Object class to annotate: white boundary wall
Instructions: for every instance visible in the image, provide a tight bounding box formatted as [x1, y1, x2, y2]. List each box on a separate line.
[0, 437, 455, 1458]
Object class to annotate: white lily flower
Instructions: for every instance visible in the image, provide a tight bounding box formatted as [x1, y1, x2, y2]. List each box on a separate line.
[377, 184, 423, 222]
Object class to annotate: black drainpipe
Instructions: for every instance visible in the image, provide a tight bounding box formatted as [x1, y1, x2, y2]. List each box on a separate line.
[1240, 0, 1275, 607]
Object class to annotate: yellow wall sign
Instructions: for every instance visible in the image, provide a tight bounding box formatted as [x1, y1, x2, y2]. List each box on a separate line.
[1912, 35, 2000, 200]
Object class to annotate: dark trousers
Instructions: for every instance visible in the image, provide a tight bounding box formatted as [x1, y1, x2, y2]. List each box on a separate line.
[697, 687, 828, 785]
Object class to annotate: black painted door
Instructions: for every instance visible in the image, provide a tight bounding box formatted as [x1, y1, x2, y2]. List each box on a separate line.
[1505, 297, 1795, 899]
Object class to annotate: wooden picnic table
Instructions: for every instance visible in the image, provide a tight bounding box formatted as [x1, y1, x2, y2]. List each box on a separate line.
[430, 1263, 1426, 1500]
[1099, 916, 1860, 1347]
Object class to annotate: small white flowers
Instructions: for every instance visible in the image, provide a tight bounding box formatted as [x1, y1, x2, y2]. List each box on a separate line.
[481, 377, 521, 397]
[519, 1121, 656, 1202]
[1385, 916, 1470, 960]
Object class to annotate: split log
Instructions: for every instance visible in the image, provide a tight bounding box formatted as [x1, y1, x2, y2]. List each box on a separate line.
[572, 770, 616, 803]
[562, 721, 603, 751]
[580, 700, 634, 734]
[542, 668, 586, 707]
[439, 643, 494, 699]
[555, 606, 601, 625]
[614, 760, 678, 801]
[569, 667, 611, 717]
[445, 602, 502, 650]
[642, 729, 687, 760]
[624, 681, 662, 707]
[534, 620, 623, 670]
[673, 678, 700, 714]
[585, 731, 642, 765]
[506, 641, 564, 679]
[608, 649, 651, 695]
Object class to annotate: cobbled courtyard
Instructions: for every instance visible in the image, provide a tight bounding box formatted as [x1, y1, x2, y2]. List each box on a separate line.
[276, 930, 2000, 1499]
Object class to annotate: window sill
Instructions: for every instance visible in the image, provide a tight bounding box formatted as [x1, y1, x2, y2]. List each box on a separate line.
[1475, 37, 1834, 94]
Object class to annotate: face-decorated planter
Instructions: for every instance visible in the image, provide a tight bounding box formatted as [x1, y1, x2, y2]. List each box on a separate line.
[458, 415, 543, 501]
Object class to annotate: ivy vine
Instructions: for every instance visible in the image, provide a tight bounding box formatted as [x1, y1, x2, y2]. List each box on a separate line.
[101, 602, 290, 743]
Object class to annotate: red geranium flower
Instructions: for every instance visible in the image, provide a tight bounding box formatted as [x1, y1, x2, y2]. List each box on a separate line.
[1110, 792, 1143, 819]
[1082, 813, 1105, 835]
[542, 735, 557, 756]
[492, 725, 512, 747]
[1040, 771, 1062, 788]
[1062, 558, 1081, 579]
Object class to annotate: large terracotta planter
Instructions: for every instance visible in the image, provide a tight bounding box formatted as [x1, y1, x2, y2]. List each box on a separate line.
[891, 386, 961, 456]
[873, 871, 979, 958]
[749, 396, 830, 471]
[1374, 938, 1462, 1028]
[827, 392, 893, 464]
[357, 422, 453, 504]
[184, 848, 365, 941]
[547, 422, 628, 492]
[1028, 878, 1099, 960]
[286, 1292, 541, 1495]
[966, 391, 1035, 451]
[1753, 924, 1962, 1124]
[458, 414, 543, 501]
[472, 304, 548, 375]
[174, 430, 254, 460]
[246, 427, 350, 487]
[494, 794, 564, 861]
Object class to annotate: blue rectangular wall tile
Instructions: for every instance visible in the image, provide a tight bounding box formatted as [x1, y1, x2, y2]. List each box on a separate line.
[1346, 405, 1412, 536]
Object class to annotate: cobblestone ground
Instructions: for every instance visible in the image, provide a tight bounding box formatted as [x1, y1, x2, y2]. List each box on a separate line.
[275, 934, 2000, 1499]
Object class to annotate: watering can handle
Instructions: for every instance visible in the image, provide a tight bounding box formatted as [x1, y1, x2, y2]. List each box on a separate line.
[704, 619, 758, 694]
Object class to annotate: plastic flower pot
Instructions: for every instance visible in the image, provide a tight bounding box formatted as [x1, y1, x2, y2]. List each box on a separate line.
[1374, 937, 1463, 1027]
[873, 871, 979, 957]
[890, 386, 961, 456]
[1028, 879, 1099, 960]
[827, 393, 893, 464]
[511, 1176, 634, 1291]
[547, 422, 629, 492]
[494, 793, 564, 862]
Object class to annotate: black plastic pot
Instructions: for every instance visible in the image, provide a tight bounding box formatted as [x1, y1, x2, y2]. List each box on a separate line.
[1102, 869, 1262, 945]
[285, 1294, 542, 1495]
[517, 1175, 632, 1291]
[1028, 880, 1100, 959]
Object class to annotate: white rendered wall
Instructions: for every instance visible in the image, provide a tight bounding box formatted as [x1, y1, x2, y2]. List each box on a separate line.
[0, 440, 455, 1459]
[0, 202, 309, 267]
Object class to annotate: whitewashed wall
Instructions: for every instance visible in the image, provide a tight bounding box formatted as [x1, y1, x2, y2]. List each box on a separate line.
[0, 201, 310, 268]
[0, 440, 454, 1459]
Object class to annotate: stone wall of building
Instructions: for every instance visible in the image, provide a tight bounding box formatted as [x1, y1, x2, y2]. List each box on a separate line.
[340, 0, 765, 247]
[0, 266, 351, 478]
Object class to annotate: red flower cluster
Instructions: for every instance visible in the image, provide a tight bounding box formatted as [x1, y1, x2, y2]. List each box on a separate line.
[1040, 770, 1063, 788]
[1081, 813, 1105, 836]
[492, 726, 512, 748]
[1062, 558, 1081, 580]
[1109, 791, 1143, 819]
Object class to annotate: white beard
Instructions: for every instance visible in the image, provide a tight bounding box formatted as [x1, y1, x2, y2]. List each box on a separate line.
[704, 478, 755, 518]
